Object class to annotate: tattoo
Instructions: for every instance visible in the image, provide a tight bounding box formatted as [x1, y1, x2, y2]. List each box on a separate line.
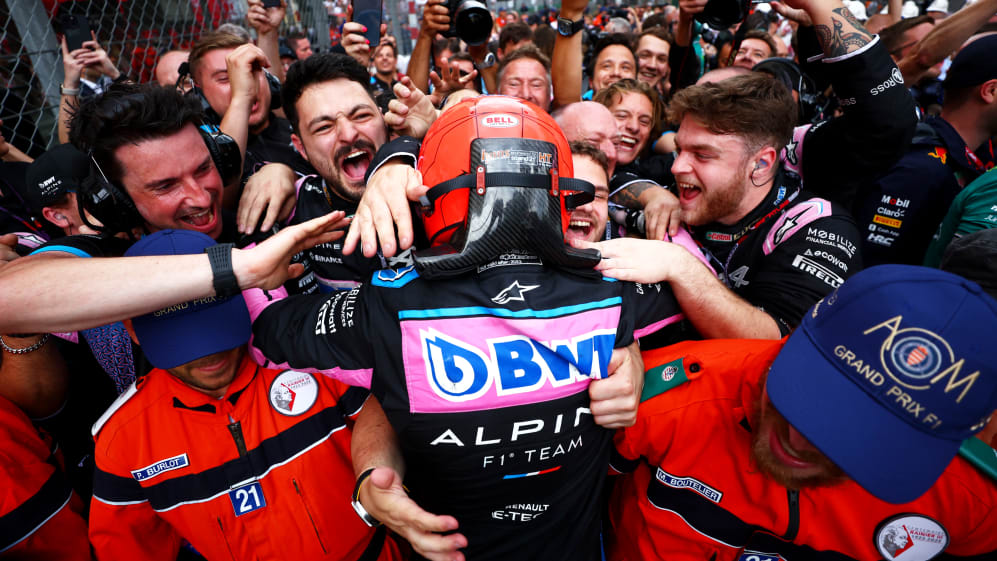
[612, 181, 656, 209]
[815, 7, 873, 58]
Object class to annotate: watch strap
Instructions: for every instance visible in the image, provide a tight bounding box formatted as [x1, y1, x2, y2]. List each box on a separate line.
[205, 243, 240, 299]
[352, 468, 383, 527]
[559, 17, 584, 36]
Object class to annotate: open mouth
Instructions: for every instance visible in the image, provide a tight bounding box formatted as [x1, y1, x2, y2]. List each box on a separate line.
[769, 428, 816, 469]
[340, 148, 373, 183]
[566, 218, 594, 242]
[178, 207, 217, 231]
[618, 135, 638, 151]
[677, 182, 701, 204]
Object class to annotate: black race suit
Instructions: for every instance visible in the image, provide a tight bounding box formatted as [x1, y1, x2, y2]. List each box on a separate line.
[692, 170, 862, 336]
[250, 252, 683, 561]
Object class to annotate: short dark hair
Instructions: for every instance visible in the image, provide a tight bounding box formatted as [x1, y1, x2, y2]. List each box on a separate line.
[879, 15, 934, 56]
[637, 26, 673, 46]
[741, 30, 778, 58]
[69, 82, 204, 184]
[642, 13, 667, 30]
[499, 22, 533, 53]
[532, 25, 556, 59]
[282, 53, 377, 134]
[667, 72, 795, 154]
[285, 30, 309, 51]
[589, 33, 636, 79]
[569, 140, 609, 179]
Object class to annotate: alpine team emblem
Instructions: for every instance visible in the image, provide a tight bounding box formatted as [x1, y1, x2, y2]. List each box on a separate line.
[874, 514, 948, 560]
[268, 371, 318, 416]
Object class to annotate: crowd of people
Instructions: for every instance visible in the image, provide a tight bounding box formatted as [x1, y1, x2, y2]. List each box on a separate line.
[0, 0, 996, 559]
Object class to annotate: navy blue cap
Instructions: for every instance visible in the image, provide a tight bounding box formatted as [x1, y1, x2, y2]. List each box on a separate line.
[766, 265, 997, 504]
[943, 34, 997, 89]
[124, 230, 251, 369]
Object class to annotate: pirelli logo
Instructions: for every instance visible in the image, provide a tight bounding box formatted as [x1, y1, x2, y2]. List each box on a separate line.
[655, 467, 723, 503]
[873, 215, 902, 228]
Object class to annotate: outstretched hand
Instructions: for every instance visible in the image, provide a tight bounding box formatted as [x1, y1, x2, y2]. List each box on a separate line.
[233, 211, 350, 290]
[360, 467, 467, 561]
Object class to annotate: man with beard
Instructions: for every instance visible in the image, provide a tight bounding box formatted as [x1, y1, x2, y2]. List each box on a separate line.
[281, 53, 399, 290]
[605, 265, 997, 560]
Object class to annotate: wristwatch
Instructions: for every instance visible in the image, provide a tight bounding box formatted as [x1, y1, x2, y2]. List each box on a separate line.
[351, 468, 383, 527]
[557, 16, 585, 37]
[475, 52, 497, 70]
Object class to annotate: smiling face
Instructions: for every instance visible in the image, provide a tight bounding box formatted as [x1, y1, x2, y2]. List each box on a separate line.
[592, 45, 637, 92]
[195, 47, 271, 131]
[373, 44, 397, 76]
[290, 78, 388, 202]
[672, 116, 763, 226]
[556, 102, 620, 177]
[607, 91, 653, 165]
[115, 124, 224, 238]
[498, 58, 551, 111]
[752, 384, 845, 489]
[565, 154, 610, 244]
[636, 34, 670, 87]
[167, 346, 245, 398]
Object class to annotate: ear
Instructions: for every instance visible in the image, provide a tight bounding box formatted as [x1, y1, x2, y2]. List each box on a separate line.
[290, 133, 309, 161]
[41, 207, 69, 228]
[122, 319, 140, 346]
[981, 79, 997, 104]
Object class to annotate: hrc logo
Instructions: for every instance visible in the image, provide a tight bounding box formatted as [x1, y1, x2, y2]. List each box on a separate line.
[419, 328, 616, 403]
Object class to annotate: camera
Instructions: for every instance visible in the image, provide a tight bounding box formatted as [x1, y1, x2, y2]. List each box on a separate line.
[442, 0, 493, 46]
[695, 0, 749, 30]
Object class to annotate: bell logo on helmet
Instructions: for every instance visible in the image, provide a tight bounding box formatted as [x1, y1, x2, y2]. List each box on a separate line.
[481, 113, 520, 128]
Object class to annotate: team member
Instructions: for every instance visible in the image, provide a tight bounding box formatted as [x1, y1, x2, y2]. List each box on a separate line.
[607, 265, 997, 560]
[280, 53, 398, 290]
[854, 34, 997, 266]
[23, 144, 90, 236]
[634, 27, 672, 98]
[249, 97, 685, 561]
[185, 31, 313, 190]
[89, 229, 401, 561]
[496, 46, 553, 112]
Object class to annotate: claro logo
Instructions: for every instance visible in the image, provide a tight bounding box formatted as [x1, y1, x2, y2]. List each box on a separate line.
[871, 68, 903, 96]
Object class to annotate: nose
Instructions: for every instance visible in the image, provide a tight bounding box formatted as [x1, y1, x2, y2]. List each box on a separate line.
[671, 150, 692, 175]
[337, 116, 360, 145]
[181, 176, 213, 208]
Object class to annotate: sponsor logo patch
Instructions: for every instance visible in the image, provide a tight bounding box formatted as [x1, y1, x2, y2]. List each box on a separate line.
[873, 214, 903, 228]
[874, 514, 948, 560]
[655, 467, 723, 503]
[131, 453, 190, 482]
[268, 371, 319, 416]
[492, 280, 540, 305]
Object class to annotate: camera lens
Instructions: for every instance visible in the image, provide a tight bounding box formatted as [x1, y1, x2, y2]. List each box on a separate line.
[454, 0, 492, 46]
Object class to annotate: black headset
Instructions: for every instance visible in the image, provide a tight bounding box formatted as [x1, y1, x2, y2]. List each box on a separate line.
[752, 57, 825, 125]
[78, 124, 241, 236]
[176, 61, 282, 125]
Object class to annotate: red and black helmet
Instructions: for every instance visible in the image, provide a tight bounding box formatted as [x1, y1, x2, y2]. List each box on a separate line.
[413, 96, 599, 278]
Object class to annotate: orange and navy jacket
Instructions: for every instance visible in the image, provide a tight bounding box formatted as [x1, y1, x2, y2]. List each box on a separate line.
[90, 355, 402, 561]
[0, 394, 90, 560]
[607, 339, 997, 561]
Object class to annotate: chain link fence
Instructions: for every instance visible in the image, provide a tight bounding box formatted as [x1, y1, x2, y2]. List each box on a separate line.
[0, 0, 396, 158]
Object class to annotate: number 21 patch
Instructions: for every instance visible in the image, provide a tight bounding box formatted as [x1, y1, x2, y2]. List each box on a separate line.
[229, 482, 267, 516]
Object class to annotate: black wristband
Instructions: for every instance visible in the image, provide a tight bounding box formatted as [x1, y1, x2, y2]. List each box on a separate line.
[205, 243, 240, 299]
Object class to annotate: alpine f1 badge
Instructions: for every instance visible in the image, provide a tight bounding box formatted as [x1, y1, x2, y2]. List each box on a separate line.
[874, 514, 949, 560]
[268, 371, 319, 416]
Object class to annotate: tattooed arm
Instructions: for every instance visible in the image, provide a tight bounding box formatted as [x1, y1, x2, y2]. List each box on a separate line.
[796, 0, 873, 58]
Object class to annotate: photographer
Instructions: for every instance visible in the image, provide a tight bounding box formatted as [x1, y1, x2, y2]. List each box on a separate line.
[57, 32, 123, 144]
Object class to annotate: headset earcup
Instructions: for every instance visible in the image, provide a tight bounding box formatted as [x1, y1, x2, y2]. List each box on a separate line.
[198, 127, 243, 186]
[190, 86, 222, 125]
[79, 170, 143, 234]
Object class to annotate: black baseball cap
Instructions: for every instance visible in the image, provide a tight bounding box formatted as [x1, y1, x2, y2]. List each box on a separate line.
[23, 144, 89, 213]
[943, 34, 997, 89]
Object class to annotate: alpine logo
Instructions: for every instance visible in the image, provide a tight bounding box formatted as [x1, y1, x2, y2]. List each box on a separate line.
[492, 280, 540, 304]
[481, 113, 520, 128]
[131, 453, 190, 482]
